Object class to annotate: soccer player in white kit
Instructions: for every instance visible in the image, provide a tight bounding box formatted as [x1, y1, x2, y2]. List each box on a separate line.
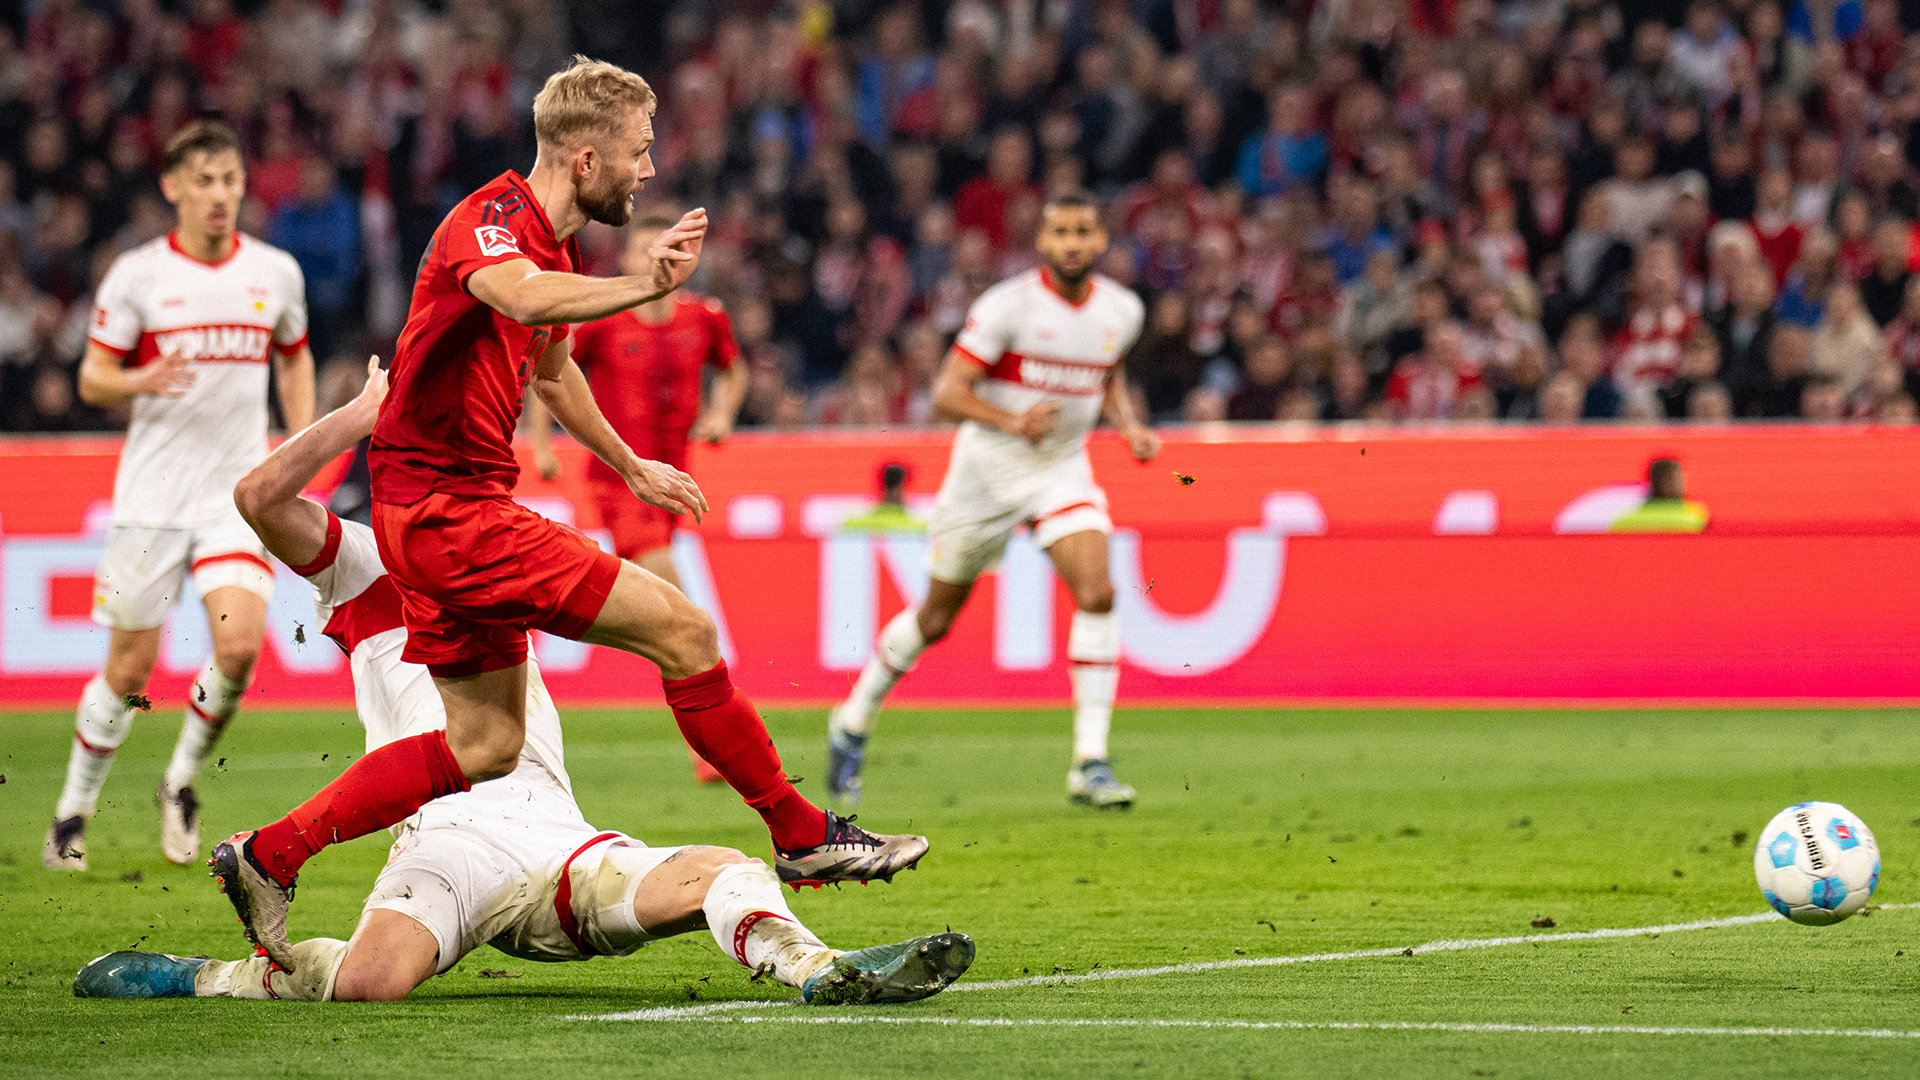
[45, 121, 315, 871]
[826, 192, 1160, 809]
[75, 358, 973, 1004]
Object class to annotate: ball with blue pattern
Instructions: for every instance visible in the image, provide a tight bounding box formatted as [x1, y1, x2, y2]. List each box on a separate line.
[1753, 801, 1880, 926]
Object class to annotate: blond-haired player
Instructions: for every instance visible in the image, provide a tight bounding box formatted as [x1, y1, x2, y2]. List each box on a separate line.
[827, 191, 1159, 809]
[47, 120, 314, 871]
[215, 57, 925, 973]
[75, 359, 972, 1004]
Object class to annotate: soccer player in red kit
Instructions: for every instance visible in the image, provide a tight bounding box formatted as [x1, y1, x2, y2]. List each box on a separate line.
[211, 57, 927, 971]
[528, 214, 747, 784]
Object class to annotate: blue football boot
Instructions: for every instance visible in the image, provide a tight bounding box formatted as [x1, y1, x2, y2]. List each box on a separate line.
[73, 951, 208, 998]
[801, 932, 975, 1005]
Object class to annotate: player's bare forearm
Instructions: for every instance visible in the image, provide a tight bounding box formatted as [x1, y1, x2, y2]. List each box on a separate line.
[469, 262, 656, 326]
[274, 345, 316, 432]
[532, 343, 708, 520]
[235, 355, 387, 567]
[931, 352, 1020, 431]
[532, 351, 641, 476]
[77, 342, 191, 407]
[693, 363, 748, 443]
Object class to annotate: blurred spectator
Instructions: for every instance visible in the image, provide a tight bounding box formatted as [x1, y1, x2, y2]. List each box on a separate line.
[1857, 220, 1912, 327]
[1236, 83, 1327, 198]
[1130, 292, 1206, 422]
[271, 158, 361, 363]
[1713, 262, 1781, 414]
[954, 128, 1037, 254]
[1756, 325, 1814, 417]
[1559, 315, 1622, 419]
[1809, 282, 1885, 396]
[1227, 334, 1291, 420]
[1688, 380, 1734, 421]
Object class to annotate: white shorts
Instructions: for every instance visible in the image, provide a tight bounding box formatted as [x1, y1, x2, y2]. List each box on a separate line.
[364, 825, 683, 973]
[91, 521, 273, 631]
[926, 448, 1112, 584]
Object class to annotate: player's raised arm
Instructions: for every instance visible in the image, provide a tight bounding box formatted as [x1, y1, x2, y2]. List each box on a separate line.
[466, 207, 707, 327]
[529, 334, 709, 521]
[931, 348, 1060, 444]
[233, 355, 387, 568]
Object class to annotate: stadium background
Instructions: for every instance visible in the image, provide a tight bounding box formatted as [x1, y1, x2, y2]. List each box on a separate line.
[2, 0, 1919, 705]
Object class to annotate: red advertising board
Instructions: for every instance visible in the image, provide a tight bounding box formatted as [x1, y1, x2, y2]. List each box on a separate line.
[2, 425, 1917, 709]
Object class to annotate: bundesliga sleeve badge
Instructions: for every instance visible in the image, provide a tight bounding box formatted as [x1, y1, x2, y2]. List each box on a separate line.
[474, 225, 522, 257]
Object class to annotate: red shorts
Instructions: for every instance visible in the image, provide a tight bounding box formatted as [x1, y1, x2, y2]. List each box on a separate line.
[372, 492, 622, 678]
[590, 428, 689, 561]
[591, 479, 677, 560]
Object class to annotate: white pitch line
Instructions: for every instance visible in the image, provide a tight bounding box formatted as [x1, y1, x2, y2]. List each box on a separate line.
[652, 1015, 1920, 1040]
[578, 903, 1919, 1023]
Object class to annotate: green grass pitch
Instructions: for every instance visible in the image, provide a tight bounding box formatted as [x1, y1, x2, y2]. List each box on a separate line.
[2, 704, 1918, 1078]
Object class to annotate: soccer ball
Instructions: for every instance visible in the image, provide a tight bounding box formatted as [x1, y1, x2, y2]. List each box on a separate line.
[1753, 801, 1880, 925]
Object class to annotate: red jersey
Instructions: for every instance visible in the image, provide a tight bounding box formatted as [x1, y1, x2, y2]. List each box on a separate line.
[571, 293, 736, 485]
[371, 171, 579, 502]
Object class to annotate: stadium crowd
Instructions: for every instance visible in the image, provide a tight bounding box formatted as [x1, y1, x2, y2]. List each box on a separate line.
[6, 0, 1920, 432]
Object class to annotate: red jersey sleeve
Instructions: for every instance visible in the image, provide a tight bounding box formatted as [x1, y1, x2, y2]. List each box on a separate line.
[443, 201, 543, 291]
[701, 298, 739, 370]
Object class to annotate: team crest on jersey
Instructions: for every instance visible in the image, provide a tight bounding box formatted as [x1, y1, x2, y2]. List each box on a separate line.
[1100, 328, 1120, 354]
[475, 225, 521, 258]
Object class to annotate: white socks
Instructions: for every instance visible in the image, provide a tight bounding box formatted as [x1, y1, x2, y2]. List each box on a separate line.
[1068, 610, 1119, 763]
[834, 608, 929, 738]
[194, 938, 348, 1001]
[55, 675, 138, 820]
[164, 658, 247, 793]
[705, 860, 837, 988]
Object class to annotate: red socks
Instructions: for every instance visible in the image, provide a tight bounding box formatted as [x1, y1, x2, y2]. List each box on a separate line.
[663, 661, 827, 850]
[250, 730, 469, 886]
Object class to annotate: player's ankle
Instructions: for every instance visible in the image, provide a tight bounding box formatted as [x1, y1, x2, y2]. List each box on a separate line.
[758, 787, 829, 850]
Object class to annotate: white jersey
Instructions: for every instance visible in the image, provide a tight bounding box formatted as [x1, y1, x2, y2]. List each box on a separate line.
[88, 232, 308, 529]
[291, 512, 582, 842]
[950, 267, 1144, 469]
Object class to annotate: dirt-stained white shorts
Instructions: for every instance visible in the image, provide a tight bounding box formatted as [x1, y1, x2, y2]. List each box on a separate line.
[926, 447, 1112, 584]
[363, 825, 684, 973]
[91, 521, 274, 631]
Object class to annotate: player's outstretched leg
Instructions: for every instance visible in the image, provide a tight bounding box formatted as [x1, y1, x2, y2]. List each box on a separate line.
[662, 661, 928, 886]
[704, 857, 973, 1004]
[74, 938, 347, 1000]
[584, 559, 927, 883]
[45, 673, 142, 871]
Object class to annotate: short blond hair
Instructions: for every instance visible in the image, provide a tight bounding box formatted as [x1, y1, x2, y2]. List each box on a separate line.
[532, 55, 657, 149]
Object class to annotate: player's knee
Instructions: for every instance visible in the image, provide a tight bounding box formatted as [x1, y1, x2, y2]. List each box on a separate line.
[1074, 582, 1115, 614]
[455, 727, 525, 783]
[333, 964, 418, 1002]
[103, 654, 155, 697]
[212, 640, 260, 682]
[680, 845, 751, 876]
[659, 604, 721, 679]
[918, 607, 957, 643]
